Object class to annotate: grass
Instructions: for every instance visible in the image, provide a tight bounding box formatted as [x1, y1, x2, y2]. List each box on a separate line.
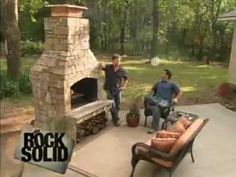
[0, 55, 228, 112]
[0, 55, 37, 71]
[114, 57, 228, 106]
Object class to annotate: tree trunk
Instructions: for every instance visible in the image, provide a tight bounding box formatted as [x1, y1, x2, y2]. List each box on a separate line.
[120, 2, 129, 55]
[209, 0, 222, 61]
[180, 28, 187, 53]
[2, 0, 21, 79]
[101, 0, 108, 51]
[197, 36, 204, 60]
[191, 44, 195, 57]
[150, 0, 159, 59]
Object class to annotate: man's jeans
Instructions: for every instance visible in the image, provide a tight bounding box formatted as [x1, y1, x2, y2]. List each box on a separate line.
[107, 91, 121, 122]
[145, 96, 167, 130]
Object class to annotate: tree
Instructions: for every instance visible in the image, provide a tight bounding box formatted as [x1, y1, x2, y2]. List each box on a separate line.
[206, 0, 226, 63]
[2, 0, 22, 79]
[109, 0, 132, 54]
[119, 0, 131, 54]
[4, 0, 234, 62]
[150, 0, 159, 58]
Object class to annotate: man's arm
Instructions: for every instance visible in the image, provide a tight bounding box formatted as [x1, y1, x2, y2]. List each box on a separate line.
[174, 90, 182, 101]
[173, 84, 182, 103]
[120, 69, 128, 89]
[150, 82, 158, 96]
[123, 78, 128, 88]
[149, 88, 155, 95]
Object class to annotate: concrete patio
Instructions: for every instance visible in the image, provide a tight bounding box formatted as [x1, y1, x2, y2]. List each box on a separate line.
[1, 103, 236, 177]
[69, 103, 236, 177]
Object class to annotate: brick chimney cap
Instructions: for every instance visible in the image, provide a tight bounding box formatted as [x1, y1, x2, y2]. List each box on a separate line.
[46, 4, 88, 10]
[46, 4, 88, 18]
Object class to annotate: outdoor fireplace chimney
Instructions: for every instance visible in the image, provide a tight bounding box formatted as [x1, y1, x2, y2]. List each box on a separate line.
[30, 4, 106, 125]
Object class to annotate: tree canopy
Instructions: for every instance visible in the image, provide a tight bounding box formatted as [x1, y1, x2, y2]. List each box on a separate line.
[2, 0, 236, 61]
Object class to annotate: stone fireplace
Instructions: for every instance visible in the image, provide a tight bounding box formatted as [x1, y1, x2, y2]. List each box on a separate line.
[30, 4, 112, 128]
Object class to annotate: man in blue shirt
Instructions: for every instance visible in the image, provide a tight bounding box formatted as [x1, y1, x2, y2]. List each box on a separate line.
[145, 69, 182, 133]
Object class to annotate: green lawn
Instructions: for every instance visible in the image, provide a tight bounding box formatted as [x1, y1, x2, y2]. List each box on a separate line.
[119, 58, 227, 105]
[0, 56, 228, 109]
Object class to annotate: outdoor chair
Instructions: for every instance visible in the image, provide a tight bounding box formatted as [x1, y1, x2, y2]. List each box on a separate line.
[130, 117, 209, 177]
[144, 97, 175, 129]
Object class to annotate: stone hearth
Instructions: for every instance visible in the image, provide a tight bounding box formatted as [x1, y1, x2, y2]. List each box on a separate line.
[30, 5, 112, 127]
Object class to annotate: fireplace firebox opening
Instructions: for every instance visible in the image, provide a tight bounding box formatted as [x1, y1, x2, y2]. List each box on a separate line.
[71, 78, 98, 109]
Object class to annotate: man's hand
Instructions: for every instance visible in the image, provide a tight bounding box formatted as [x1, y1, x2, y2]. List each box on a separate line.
[120, 86, 126, 91]
[173, 98, 178, 104]
[99, 62, 106, 70]
[120, 80, 128, 91]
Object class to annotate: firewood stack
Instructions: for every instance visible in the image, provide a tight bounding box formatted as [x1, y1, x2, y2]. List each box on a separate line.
[76, 111, 108, 142]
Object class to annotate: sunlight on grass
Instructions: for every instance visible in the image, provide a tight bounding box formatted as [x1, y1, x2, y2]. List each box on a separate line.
[121, 59, 147, 65]
[124, 66, 146, 71]
[120, 58, 184, 66]
[180, 86, 197, 92]
[210, 75, 217, 79]
[160, 59, 184, 64]
[196, 65, 211, 68]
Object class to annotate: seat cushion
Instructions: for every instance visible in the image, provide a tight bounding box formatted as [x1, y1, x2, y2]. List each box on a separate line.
[156, 130, 181, 138]
[168, 121, 186, 134]
[179, 117, 192, 129]
[151, 137, 177, 153]
[169, 118, 204, 156]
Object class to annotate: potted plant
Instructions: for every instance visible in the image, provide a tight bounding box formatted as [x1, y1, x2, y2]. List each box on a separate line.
[126, 97, 141, 127]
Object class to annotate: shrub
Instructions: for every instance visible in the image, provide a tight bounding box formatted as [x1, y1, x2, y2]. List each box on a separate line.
[21, 40, 44, 56]
[0, 70, 32, 99]
[0, 72, 20, 99]
[19, 69, 32, 94]
[218, 83, 234, 97]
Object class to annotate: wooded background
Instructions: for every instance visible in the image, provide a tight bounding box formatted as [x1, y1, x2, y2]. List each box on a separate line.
[0, 0, 236, 79]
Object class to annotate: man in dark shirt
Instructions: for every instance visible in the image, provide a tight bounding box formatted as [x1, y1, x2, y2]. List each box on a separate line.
[145, 69, 182, 133]
[101, 54, 128, 126]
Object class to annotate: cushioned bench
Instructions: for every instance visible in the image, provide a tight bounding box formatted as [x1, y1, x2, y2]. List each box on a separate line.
[130, 118, 209, 177]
